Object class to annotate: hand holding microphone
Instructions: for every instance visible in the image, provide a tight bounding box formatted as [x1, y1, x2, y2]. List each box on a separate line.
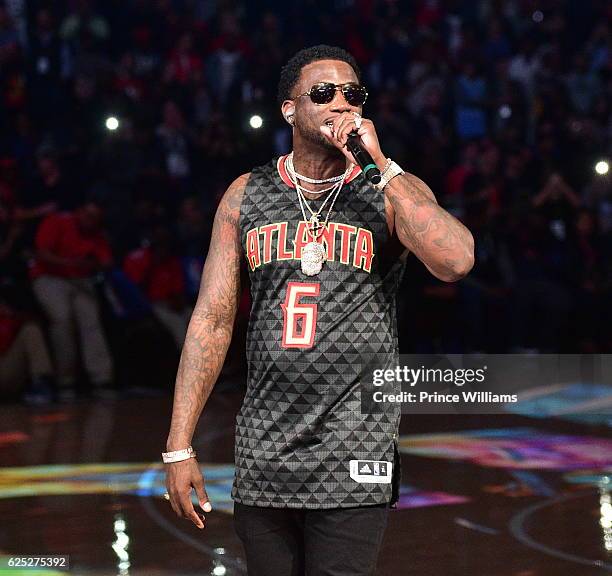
[345, 131, 381, 185]
[320, 112, 383, 185]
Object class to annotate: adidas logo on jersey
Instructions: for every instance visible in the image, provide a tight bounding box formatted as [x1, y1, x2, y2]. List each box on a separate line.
[350, 459, 393, 484]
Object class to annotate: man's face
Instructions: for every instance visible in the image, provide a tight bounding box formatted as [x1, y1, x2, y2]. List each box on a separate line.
[286, 59, 362, 150]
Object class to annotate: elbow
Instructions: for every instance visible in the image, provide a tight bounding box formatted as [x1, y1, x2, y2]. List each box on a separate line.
[459, 248, 475, 278]
[455, 256, 475, 281]
[439, 252, 475, 283]
[455, 247, 475, 280]
[452, 233, 476, 280]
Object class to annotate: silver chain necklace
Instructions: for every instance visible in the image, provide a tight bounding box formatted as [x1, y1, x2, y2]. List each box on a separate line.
[298, 181, 339, 225]
[288, 160, 352, 276]
[286, 152, 346, 190]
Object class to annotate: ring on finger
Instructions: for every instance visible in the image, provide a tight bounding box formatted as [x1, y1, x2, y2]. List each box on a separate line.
[353, 112, 362, 129]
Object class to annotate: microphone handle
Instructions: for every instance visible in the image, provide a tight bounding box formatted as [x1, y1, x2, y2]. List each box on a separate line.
[346, 132, 381, 185]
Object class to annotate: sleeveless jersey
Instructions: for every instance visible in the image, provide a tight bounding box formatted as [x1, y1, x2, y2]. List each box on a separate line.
[232, 156, 405, 509]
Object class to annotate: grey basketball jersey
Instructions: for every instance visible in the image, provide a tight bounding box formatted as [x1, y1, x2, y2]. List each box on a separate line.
[232, 156, 404, 509]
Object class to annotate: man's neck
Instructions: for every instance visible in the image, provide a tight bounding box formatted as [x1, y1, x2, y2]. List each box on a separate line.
[291, 137, 349, 183]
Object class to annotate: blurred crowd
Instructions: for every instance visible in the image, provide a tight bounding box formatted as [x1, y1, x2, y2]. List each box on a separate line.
[0, 0, 611, 403]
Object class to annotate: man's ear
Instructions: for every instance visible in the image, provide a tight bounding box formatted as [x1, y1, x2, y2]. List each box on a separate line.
[281, 101, 295, 126]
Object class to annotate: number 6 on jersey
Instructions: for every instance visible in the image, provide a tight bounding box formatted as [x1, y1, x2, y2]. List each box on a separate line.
[281, 282, 320, 348]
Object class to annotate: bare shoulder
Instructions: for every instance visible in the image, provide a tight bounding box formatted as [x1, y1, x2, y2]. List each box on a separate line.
[196, 174, 251, 310]
[215, 173, 251, 226]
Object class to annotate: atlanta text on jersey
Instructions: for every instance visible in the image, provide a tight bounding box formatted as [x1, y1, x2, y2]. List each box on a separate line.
[245, 221, 375, 273]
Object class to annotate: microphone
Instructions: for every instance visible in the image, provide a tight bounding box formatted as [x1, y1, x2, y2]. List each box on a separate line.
[346, 131, 381, 185]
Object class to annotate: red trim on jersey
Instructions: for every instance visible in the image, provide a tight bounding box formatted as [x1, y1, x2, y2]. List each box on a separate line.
[277, 155, 362, 189]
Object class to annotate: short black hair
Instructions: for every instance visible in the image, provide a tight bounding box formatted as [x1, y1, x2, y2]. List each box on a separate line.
[277, 45, 361, 105]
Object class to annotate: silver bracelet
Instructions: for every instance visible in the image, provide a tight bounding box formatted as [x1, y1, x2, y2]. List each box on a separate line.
[162, 445, 196, 463]
[373, 159, 404, 190]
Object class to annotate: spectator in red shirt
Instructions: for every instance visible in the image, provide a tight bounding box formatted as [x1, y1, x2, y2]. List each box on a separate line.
[31, 199, 114, 400]
[123, 225, 191, 349]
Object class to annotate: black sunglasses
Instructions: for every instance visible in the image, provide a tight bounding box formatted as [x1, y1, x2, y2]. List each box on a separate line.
[294, 82, 368, 106]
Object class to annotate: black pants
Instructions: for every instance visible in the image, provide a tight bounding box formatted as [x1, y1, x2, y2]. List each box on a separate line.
[233, 502, 389, 576]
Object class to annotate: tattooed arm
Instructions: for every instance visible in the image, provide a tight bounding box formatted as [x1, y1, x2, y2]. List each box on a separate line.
[165, 173, 248, 529]
[320, 113, 474, 282]
[384, 172, 474, 282]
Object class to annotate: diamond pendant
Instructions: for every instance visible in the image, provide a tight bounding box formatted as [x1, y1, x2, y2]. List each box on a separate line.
[309, 214, 321, 231]
[301, 241, 326, 276]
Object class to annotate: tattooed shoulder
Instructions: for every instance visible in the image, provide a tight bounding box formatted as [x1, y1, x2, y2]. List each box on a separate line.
[216, 173, 250, 227]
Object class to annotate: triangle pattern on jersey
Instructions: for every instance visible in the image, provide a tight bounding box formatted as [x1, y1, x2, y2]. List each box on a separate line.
[232, 159, 405, 509]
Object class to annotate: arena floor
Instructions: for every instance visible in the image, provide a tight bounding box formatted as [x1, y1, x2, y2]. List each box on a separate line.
[0, 386, 610, 576]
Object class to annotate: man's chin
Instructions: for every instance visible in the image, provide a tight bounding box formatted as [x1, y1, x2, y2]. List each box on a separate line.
[301, 127, 342, 153]
[316, 134, 344, 156]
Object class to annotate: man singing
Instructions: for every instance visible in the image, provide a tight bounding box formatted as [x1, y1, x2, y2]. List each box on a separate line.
[164, 45, 474, 575]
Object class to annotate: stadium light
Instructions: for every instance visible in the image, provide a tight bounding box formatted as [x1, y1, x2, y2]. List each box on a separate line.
[249, 115, 263, 129]
[105, 116, 119, 131]
[498, 105, 512, 119]
[595, 160, 609, 175]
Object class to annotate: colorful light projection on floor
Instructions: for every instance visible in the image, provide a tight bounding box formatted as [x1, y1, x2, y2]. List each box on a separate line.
[0, 431, 29, 446]
[0, 462, 467, 512]
[563, 470, 612, 488]
[0, 463, 236, 512]
[395, 485, 469, 509]
[398, 428, 612, 470]
[505, 383, 612, 427]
